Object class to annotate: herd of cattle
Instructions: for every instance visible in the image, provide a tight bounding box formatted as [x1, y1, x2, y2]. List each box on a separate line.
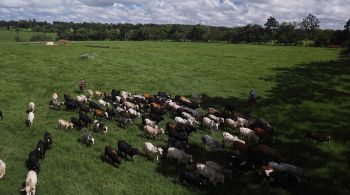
[0, 88, 333, 193]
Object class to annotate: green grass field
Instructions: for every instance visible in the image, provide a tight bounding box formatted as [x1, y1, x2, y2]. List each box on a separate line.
[0, 29, 56, 42]
[0, 41, 349, 194]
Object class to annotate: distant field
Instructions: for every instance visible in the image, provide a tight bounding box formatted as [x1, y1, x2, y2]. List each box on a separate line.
[0, 29, 56, 42]
[0, 41, 348, 195]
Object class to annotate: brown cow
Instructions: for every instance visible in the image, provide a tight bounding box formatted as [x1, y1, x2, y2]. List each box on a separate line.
[232, 141, 251, 154]
[94, 109, 108, 118]
[257, 144, 284, 162]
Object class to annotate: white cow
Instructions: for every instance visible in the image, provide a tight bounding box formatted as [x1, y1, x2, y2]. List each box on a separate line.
[225, 118, 238, 129]
[167, 101, 182, 110]
[0, 160, 5, 179]
[239, 127, 259, 143]
[144, 125, 164, 138]
[236, 117, 250, 127]
[98, 99, 110, 107]
[27, 111, 34, 128]
[175, 116, 193, 126]
[223, 132, 245, 144]
[182, 112, 200, 125]
[21, 170, 37, 195]
[202, 117, 219, 130]
[52, 93, 58, 100]
[144, 118, 157, 127]
[205, 161, 225, 174]
[58, 119, 74, 129]
[208, 114, 224, 124]
[77, 95, 88, 103]
[28, 102, 35, 112]
[128, 108, 140, 118]
[167, 147, 193, 165]
[144, 142, 163, 161]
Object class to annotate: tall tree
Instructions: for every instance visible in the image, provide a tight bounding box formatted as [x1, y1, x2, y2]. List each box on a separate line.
[345, 19, 350, 32]
[300, 14, 320, 45]
[264, 16, 279, 42]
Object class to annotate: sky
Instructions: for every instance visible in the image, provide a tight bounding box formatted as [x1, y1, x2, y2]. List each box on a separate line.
[0, 0, 348, 29]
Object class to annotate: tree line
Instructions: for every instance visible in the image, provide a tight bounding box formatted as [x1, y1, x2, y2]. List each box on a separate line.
[1, 15, 349, 48]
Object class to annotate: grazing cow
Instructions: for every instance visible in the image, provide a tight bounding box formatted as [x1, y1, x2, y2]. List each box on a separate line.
[98, 99, 110, 107]
[225, 118, 238, 129]
[21, 170, 37, 195]
[268, 162, 305, 179]
[123, 101, 139, 110]
[94, 120, 108, 134]
[58, 119, 74, 129]
[27, 150, 40, 173]
[117, 140, 138, 160]
[167, 147, 193, 165]
[71, 117, 83, 129]
[179, 172, 206, 187]
[257, 144, 284, 162]
[249, 118, 272, 131]
[65, 99, 79, 111]
[168, 101, 182, 110]
[202, 135, 224, 149]
[36, 140, 46, 159]
[236, 117, 250, 127]
[28, 102, 35, 112]
[76, 95, 88, 103]
[149, 113, 164, 123]
[51, 99, 64, 110]
[182, 112, 199, 125]
[227, 155, 255, 173]
[0, 160, 5, 179]
[305, 132, 331, 142]
[89, 101, 101, 110]
[104, 146, 121, 167]
[208, 114, 224, 124]
[144, 142, 163, 161]
[0, 110, 2, 120]
[144, 125, 164, 138]
[94, 109, 109, 119]
[196, 163, 224, 186]
[239, 127, 260, 143]
[127, 108, 140, 118]
[27, 111, 34, 128]
[202, 117, 219, 131]
[168, 137, 190, 154]
[208, 107, 220, 115]
[43, 131, 53, 150]
[222, 132, 245, 145]
[143, 118, 157, 127]
[79, 112, 92, 127]
[254, 128, 272, 142]
[118, 116, 132, 128]
[175, 116, 193, 126]
[168, 129, 188, 143]
[205, 161, 225, 175]
[232, 141, 251, 154]
[83, 131, 95, 146]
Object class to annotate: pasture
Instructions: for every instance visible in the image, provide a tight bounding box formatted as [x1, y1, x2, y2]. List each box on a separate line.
[0, 41, 349, 194]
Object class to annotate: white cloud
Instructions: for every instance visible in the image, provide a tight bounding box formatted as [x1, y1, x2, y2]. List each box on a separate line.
[0, 0, 348, 29]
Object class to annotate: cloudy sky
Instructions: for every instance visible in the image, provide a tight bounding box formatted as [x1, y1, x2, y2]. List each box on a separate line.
[0, 0, 348, 29]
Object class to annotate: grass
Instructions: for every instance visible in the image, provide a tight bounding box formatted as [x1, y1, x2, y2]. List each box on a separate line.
[0, 41, 349, 194]
[0, 29, 57, 42]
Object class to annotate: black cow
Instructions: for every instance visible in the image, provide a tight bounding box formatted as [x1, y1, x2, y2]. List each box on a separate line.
[79, 112, 92, 127]
[71, 117, 83, 129]
[176, 123, 196, 135]
[168, 138, 190, 154]
[65, 100, 79, 111]
[43, 131, 53, 150]
[89, 101, 100, 110]
[179, 172, 206, 187]
[202, 135, 224, 149]
[27, 150, 40, 173]
[227, 155, 255, 173]
[168, 129, 188, 143]
[0, 110, 3, 120]
[104, 146, 121, 167]
[79, 104, 92, 115]
[36, 140, 46, 159]
[157, 91, 171, 99]
[111, 89, 120, 102]
[117, 140, 138, 160]
[149, 113, 164, 123]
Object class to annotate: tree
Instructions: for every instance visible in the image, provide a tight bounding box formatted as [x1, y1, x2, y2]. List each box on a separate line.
[344, 19, 350, 32]
[264, 16, 279, 42]
[276, 22, 303, 45]
[300, 14, 320, 45]
[187, 24, 206, 41]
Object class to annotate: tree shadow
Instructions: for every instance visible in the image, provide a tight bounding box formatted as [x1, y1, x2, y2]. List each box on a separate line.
[155, 55, 350, 194]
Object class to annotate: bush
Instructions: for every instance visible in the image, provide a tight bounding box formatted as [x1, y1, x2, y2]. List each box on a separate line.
[30, 34, 53, 41]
